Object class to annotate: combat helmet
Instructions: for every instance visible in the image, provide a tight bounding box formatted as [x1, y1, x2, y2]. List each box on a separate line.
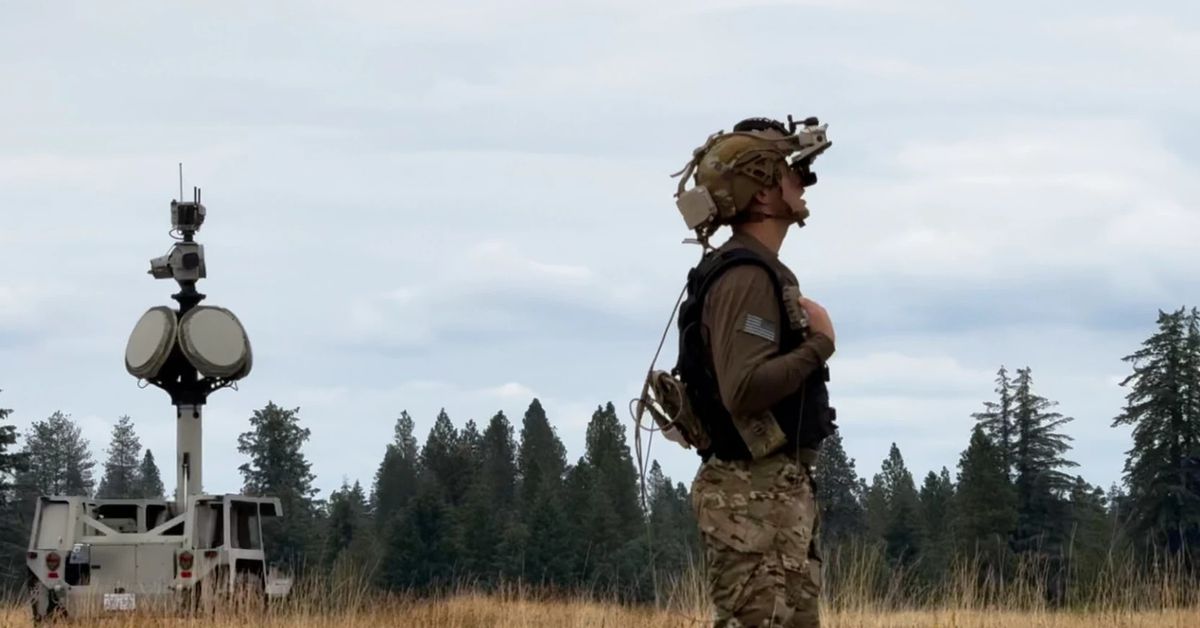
[671, 115, 831, 247]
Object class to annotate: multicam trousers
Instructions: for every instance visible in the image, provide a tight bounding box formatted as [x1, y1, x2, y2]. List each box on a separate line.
[692, 451, 822, 628]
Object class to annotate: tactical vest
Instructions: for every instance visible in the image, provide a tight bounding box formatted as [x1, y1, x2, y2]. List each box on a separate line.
[673, 246, 837, 462]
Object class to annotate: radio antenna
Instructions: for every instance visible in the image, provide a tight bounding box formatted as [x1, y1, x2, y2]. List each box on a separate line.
[178, 163, 184, 201]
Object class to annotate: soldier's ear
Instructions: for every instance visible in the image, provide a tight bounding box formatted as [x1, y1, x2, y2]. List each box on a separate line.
[753, 185, 781, 205]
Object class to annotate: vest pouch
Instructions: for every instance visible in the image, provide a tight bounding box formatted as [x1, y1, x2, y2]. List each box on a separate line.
[645, 370, 712, 452]
[731, 410, 788, 460]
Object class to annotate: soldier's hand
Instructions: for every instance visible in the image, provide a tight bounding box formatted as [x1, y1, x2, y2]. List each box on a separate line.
[800, 297, 835, 344]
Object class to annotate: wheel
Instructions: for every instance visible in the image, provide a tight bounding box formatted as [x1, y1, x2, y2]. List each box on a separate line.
[233, 570, 266, 611]
[29, 577, 64, 624]
[191, 565, 228, 616]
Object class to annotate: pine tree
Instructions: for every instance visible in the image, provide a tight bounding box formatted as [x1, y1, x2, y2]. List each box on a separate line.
[459, 411, 522, 583]
[97, 415, 143, 499]
[380, 409, 473, 589]
[879, 443, 921, 567]
[421, 409, 468, 505]
[918, 467, 955, 582]
[522, 484, 572, 586]
[973, 366, 1016, 478]
[458, 419, 482, 469]
[863, 473, 889, 543]
[371, 411, 420, 529]
[0, 391, 22, 504]
[0, 390, 30, 591]
[0, 391, 21, 495]
[380, 477, 461, 592]
[953, 426, 1018, 600]
[564, 459, 612, 585]
[456, 418, 483, 497]
[478, 412, 518, 507]
[517, 398, 568, 507]
[15, 410, 95, 500]
[1010, 367, 1077, 556]
[1104, 483, 1136, 559]
[815, 432, 866, 546]
[1065, 476, 1111, 596]
[574, 402, 644, 593]
[1112, 307, 1200, 557]
[516, 399, 572, 585]
[134, 449, 165, 500]
[583, 403, 642, 540]
[643, 461, 697, 590]
[323, 480, 369, 569]
[236, 401, 320, 570]
[953, 425, 1016, 561]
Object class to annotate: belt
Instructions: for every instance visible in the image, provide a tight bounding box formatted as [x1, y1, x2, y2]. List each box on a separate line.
[701, 446, 820, 467]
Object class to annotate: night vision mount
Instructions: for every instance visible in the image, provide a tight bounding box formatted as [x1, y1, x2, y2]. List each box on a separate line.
[780, 115, 831, 187]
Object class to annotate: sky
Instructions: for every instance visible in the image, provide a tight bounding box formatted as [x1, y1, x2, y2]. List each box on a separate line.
[2, 0, 1198, 504]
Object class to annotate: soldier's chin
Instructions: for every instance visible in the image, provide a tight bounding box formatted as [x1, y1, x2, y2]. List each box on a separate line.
[787, 199, 810, 224]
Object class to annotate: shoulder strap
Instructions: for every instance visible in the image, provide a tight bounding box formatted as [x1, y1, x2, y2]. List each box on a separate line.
[685, 247, 787, 326]
[698, 246, 780, 290]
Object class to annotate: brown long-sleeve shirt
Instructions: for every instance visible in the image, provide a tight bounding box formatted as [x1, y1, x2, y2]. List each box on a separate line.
[701, 233, 835, 420]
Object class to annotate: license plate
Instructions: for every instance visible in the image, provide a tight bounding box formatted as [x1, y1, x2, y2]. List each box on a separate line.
[103, 593, 136, 611]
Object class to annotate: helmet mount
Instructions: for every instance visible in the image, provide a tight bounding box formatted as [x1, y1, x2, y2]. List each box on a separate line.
[670, 115, 831, 249]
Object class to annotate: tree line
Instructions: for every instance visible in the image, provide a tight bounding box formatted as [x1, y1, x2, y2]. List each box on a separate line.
[1, 306, 1198, 604]
[0, 396, 697, 601]
[813, 307, 1200, 604]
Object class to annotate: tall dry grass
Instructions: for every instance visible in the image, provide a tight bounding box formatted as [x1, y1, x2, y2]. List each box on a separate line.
[818, 540, 1200, 614]
[3, 546, 1199, 627]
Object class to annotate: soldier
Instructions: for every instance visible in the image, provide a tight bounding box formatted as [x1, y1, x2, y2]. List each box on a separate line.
[669, 116, 837, 627]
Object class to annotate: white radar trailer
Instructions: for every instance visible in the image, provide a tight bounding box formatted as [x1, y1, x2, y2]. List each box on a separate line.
[25, 188, 293, 622]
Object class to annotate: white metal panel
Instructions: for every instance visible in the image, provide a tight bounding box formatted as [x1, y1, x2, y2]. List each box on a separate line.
[136, 545, 176, 593]
[91, 545, 138, 592]
[35, 502, 70, 548]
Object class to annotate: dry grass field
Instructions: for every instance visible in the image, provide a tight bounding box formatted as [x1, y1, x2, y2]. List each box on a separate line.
[4, 581, 1200, 628]
[2, 595, 1199, 628]
[4, 551, 1198, 627]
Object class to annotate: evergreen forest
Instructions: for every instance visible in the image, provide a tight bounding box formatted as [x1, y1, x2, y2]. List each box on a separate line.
[3, 306, 1199, 607]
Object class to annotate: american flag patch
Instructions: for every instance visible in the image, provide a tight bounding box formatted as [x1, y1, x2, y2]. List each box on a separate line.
[740, 313, 777, 342]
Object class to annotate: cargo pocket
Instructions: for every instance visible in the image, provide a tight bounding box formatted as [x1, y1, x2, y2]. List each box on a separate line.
[693, 462, 773, 554]
[703, 540, 760, 617]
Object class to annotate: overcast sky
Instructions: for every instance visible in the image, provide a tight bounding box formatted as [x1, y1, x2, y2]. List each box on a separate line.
[2, 1, 1198, 504]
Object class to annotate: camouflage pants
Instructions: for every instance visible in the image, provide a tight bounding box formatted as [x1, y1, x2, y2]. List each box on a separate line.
[692, 451, 822, 627]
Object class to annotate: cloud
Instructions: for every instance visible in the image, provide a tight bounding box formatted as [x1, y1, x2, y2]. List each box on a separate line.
[334, 236, 650, 353]
[0, 280, 80, 343]
[2, 0, 1195, 501]
[815, 117, 1198, 278]
[483, 382, 537, 400]
[1052, 15, 1200, 58]
[833, 352, 998, 398]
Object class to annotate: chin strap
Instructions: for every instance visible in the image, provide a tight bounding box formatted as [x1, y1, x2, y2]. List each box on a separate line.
[735, 208, 807, 227]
